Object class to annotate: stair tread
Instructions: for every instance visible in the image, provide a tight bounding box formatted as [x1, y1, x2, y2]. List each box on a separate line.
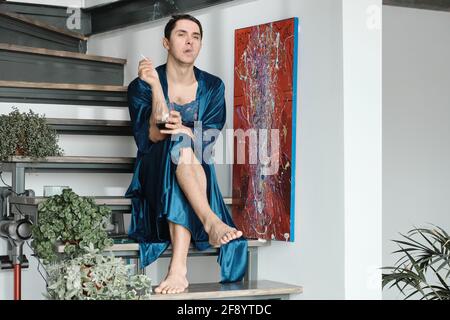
[55, 238, 269, 253]
[0, 43, 126, 64]
[10, 195, 131, 206]
[0, 80, 127, 91]
[45, 118, 132, 135]
[46, 118, 131, 126]
[149, 280, 302, 300]
[0, 11, 88, 40]
[4, 156, 134, 164]
[9, 195, 233, 206]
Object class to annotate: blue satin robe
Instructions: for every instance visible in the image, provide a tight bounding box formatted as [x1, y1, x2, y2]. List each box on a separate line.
[125, 63, 248, 282]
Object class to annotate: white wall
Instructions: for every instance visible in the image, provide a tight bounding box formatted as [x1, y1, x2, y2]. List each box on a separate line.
[343, 0, 382, 299]
[88, 0, 348, 299]
[383, 6, 450, 299]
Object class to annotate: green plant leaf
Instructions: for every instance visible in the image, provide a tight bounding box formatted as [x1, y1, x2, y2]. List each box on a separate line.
[382, 225, 450, 300]
[32, 189, 114, 264]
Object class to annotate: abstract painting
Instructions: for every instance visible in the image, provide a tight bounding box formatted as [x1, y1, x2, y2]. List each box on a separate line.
[232, 17, 298, 242]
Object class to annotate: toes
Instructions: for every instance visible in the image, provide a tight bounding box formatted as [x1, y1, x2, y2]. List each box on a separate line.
[209, 222, 245, 246]
[161, 284, 171, 294]
[154, 284, 164, 293]
[219, 229, 243, 245]
[168, 287, 176, 294]
[165, 286, 186, 294]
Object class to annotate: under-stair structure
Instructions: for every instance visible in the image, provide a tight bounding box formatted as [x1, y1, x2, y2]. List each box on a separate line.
[0, 1, 302, 300]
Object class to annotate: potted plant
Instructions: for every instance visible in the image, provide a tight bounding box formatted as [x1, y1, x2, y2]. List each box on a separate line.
[382, 225, 450, 300]
[32, 189, 152, 299]
[0, 107, 63, 161]
[45, 244, 152, 300]
[31, 188, 114, 264]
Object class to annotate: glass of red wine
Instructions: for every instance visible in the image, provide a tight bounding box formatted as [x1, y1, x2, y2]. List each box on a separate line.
[154, 100, 170, 130]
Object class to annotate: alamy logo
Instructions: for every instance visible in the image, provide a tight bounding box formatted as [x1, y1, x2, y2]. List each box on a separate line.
[66, 7, 81, 31]
[169, 122, 280, 176]
[366, 4, 381, 31]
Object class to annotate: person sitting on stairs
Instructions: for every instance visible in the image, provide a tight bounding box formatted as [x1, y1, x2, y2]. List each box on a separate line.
[126, 14, 247, 295]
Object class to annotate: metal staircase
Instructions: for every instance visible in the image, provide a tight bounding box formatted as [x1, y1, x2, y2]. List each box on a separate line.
[0, 2, 132, 300]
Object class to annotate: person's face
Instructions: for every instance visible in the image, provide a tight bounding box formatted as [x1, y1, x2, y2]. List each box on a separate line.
[164, 19, 202, 65]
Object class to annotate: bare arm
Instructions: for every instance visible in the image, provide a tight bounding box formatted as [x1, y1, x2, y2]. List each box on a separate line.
[138, 57, 194, 142]
[138, 58, 169, 143]
[148, 83, 169, 143]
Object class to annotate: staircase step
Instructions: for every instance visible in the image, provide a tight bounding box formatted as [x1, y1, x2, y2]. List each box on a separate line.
[0, 11, 87, 53]
[0, 81, 127, 91]
[0, 11, 87, 40]
[4, 155, 134, 163]
[0, 44, 125, 86]
[149, 280, 302, 300]
[0, 81, 127, 106]
[46, 118, 132, 136]
[0, 43, 125, 64]
[1, 156, 134, 172]
[10, 194, 235, 240]
[56, 238, 269, 255]
[0, 1, 91, 35]
[10, 195, 133, 213]
[10, 195, 233, 209]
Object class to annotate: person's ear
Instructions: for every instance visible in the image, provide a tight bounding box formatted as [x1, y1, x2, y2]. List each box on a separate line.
[163, 37, 170, 50]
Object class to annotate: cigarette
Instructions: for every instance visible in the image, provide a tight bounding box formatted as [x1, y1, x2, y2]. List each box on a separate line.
[140, 54, 150, 61]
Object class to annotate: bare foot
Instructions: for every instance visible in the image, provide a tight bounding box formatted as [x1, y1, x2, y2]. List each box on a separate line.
[205, 216, 243, 247]
[154, 269, 189, 294]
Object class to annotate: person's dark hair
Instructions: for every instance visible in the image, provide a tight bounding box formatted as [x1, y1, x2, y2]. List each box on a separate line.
[164, 14, 203, 40]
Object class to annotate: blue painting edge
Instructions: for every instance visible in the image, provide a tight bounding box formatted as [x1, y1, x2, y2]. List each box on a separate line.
[290, 17, 299, 242]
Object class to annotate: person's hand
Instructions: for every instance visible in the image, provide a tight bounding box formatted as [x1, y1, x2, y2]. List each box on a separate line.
[138, 58, 159, 87]
[160, 111, 194, 139]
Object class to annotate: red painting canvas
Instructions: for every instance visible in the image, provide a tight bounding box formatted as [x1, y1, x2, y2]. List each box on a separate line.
[232, 18, 298, 242]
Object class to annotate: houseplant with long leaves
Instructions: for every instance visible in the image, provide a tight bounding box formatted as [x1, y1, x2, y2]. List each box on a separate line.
[382, 225, 450, 300]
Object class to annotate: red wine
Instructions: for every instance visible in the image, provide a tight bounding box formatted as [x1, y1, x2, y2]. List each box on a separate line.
[156, 121, 167, 129]
[182, 121, 194, 128]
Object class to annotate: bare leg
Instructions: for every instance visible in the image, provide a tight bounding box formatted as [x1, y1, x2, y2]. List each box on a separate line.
[154, 221, 190, 294]
[175, 147, 243, 246]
